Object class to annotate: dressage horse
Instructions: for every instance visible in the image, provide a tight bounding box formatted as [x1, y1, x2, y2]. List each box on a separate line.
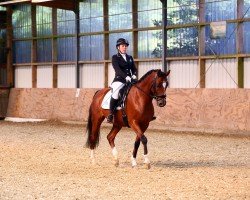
[86, 69, 170, 168]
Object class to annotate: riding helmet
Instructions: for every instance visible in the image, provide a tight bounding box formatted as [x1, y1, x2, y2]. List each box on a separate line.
[116, 38, 129, 47]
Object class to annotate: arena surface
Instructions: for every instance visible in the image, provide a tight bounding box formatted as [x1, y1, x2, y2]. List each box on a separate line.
[0, 121, 249, 200]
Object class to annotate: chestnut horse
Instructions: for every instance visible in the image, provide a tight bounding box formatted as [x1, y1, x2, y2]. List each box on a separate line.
[86, 69, 170, 168]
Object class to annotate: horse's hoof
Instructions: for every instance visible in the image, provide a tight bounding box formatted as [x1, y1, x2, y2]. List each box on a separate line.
[132, 164, 137, 168]
[114, 159, 119, 167]
[144, 163, 151, 169]
[91, 159, 96, 165]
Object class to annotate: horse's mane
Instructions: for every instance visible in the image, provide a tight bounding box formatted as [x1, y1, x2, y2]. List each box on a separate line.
[137, 69, 159, 83]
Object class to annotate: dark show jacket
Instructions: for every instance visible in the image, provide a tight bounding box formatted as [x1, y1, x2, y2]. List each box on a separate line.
[112, 53, 137, 83]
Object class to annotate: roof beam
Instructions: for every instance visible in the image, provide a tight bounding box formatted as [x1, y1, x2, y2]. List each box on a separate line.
[31, 0, 76, 11]
[0, 0, 30, 6]
[0, 0, 76, 11]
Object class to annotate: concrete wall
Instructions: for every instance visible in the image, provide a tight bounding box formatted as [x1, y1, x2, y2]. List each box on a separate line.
[6, 88, 250, 132]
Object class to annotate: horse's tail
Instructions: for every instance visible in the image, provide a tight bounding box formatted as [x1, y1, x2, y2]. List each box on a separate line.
[85, 91, 101, 149]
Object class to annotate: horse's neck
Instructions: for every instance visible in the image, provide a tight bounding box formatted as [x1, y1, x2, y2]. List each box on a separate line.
[137, 74, 154, 94]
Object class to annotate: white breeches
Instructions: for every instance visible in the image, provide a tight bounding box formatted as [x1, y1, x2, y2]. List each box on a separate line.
[111, 81, 125, 99]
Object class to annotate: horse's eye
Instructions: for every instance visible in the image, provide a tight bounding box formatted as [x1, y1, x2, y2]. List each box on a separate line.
[157, 83, 162, 88]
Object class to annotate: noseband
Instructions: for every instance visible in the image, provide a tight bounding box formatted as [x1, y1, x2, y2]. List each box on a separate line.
[150, 75, 167, 101]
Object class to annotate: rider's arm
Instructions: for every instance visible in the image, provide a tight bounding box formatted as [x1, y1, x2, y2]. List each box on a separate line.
[130, 56, 137, 77]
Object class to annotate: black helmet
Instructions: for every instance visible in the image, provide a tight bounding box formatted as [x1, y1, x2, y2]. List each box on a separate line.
[116, 38, 129, 47]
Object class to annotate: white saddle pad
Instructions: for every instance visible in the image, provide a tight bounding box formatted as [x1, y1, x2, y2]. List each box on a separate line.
[101, 90, 122, 110]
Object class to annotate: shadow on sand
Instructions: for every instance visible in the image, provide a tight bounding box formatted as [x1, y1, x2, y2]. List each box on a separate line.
[152, 159, 249, 169]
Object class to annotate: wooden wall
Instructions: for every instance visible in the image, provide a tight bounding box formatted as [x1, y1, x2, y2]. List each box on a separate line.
[6, 88, 250, 132]
[0, 88, 10, 118]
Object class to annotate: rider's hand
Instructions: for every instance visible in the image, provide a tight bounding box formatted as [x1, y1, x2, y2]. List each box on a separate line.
[132, 75, 137, 80]
[125, 76, 131, 82]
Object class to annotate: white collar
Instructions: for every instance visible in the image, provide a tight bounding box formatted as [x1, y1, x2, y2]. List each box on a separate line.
[120, 53, 127, 61]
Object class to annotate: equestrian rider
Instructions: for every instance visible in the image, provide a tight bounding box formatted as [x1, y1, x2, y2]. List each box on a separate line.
[106, 38, 137, 123]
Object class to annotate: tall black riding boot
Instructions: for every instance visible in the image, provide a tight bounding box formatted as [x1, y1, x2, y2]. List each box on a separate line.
[107, 97, 119, 123]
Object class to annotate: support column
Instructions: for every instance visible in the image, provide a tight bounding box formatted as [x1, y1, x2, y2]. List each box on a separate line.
[132, 0, 138, 74]
[31, 5, 37, 88]
[52, 8, 58, 88]
[160, 0, 168, 72]
[75, 0, 80, 88]
[199, 0, 206, 88]
[237, 0, 244, 88]
[6, 6, 13, 88]
[103, 0, 109, 87]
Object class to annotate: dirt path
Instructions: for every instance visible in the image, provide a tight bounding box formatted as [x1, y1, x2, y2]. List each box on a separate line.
[0, 121, 249, 200]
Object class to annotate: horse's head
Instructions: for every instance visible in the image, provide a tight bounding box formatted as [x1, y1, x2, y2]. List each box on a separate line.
[151, 69, 170, 107]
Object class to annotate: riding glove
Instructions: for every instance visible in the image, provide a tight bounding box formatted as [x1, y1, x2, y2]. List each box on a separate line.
[125, 76, 131, 82]
[132, 75, 137, 80]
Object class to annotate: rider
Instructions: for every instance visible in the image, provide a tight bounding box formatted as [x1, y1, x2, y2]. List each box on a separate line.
[106, 38, 137, 123]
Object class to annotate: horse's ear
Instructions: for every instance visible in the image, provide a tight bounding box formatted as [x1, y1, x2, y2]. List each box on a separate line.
[157, 70, 165, 77]
[166, 70, 170, 76]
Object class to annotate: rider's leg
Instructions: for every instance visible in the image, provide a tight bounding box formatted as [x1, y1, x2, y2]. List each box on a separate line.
[106, 97, 119, 123]
[107, 81, 124, 123]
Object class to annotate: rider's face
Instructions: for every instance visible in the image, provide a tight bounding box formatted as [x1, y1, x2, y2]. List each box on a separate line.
[118, 44, 128, 54]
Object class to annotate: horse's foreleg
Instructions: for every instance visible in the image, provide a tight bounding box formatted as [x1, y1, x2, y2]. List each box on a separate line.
[131, 136, 140, 167]
[107, 125, 122, 167]
[141, 135, 150, 168]
[131, 121, 150, 169]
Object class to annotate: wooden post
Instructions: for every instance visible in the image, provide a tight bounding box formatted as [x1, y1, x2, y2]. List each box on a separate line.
[74, 0, 80, 88]
[52, 8, 58, 88]
[132, 0, 138, 74]
[199, 0, 206, 88]
[6, 6, 13, 88]
[31, 5, 37, 88]
[103, 0, 109, 87]
[160, 0, 168, 72]
[237, 0, 244, 88]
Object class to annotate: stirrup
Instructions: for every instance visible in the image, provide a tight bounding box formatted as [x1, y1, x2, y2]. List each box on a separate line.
[106, 114, 113, 123]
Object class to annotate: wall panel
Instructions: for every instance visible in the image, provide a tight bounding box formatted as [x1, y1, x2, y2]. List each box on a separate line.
[169, 60, 199, 88]
[80, 64, 104, 88]
[37, 65, 53, 88]
[244, 58, 250, 88]
[6, 88, 250, 132]
[57, 65, 76, 88]
[206, 59, 237, 88]
[15, 66, 32, 88]
[0, 68, 6, 85]
[138, 61, 162, 78]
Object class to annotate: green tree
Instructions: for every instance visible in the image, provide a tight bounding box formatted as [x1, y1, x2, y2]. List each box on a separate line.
[151, 0, 198, 57]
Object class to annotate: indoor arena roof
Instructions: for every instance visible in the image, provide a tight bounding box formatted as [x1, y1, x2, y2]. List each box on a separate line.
[0, 0, 76, 10]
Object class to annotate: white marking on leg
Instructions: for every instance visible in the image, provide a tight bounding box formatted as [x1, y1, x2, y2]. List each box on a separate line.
[90, 150, 96, 164]
[143, 154, 150, 164]
[131, 156, 137, 167]
[112, 147, 118, 160]
[112, 147, 119, 167]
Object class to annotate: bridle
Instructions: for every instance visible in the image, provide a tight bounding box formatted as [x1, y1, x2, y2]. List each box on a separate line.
[132, 73, 168, 101]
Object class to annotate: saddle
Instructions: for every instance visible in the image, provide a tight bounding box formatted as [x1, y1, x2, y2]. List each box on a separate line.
[101, 82, 135, 127]
[117, 83, 131, 107]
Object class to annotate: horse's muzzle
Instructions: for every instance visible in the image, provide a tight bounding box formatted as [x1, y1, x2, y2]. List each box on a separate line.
[156, 96, 166, 107]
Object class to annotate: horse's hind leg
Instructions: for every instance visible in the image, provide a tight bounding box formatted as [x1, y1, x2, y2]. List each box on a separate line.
[107, 125, 122, 167]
